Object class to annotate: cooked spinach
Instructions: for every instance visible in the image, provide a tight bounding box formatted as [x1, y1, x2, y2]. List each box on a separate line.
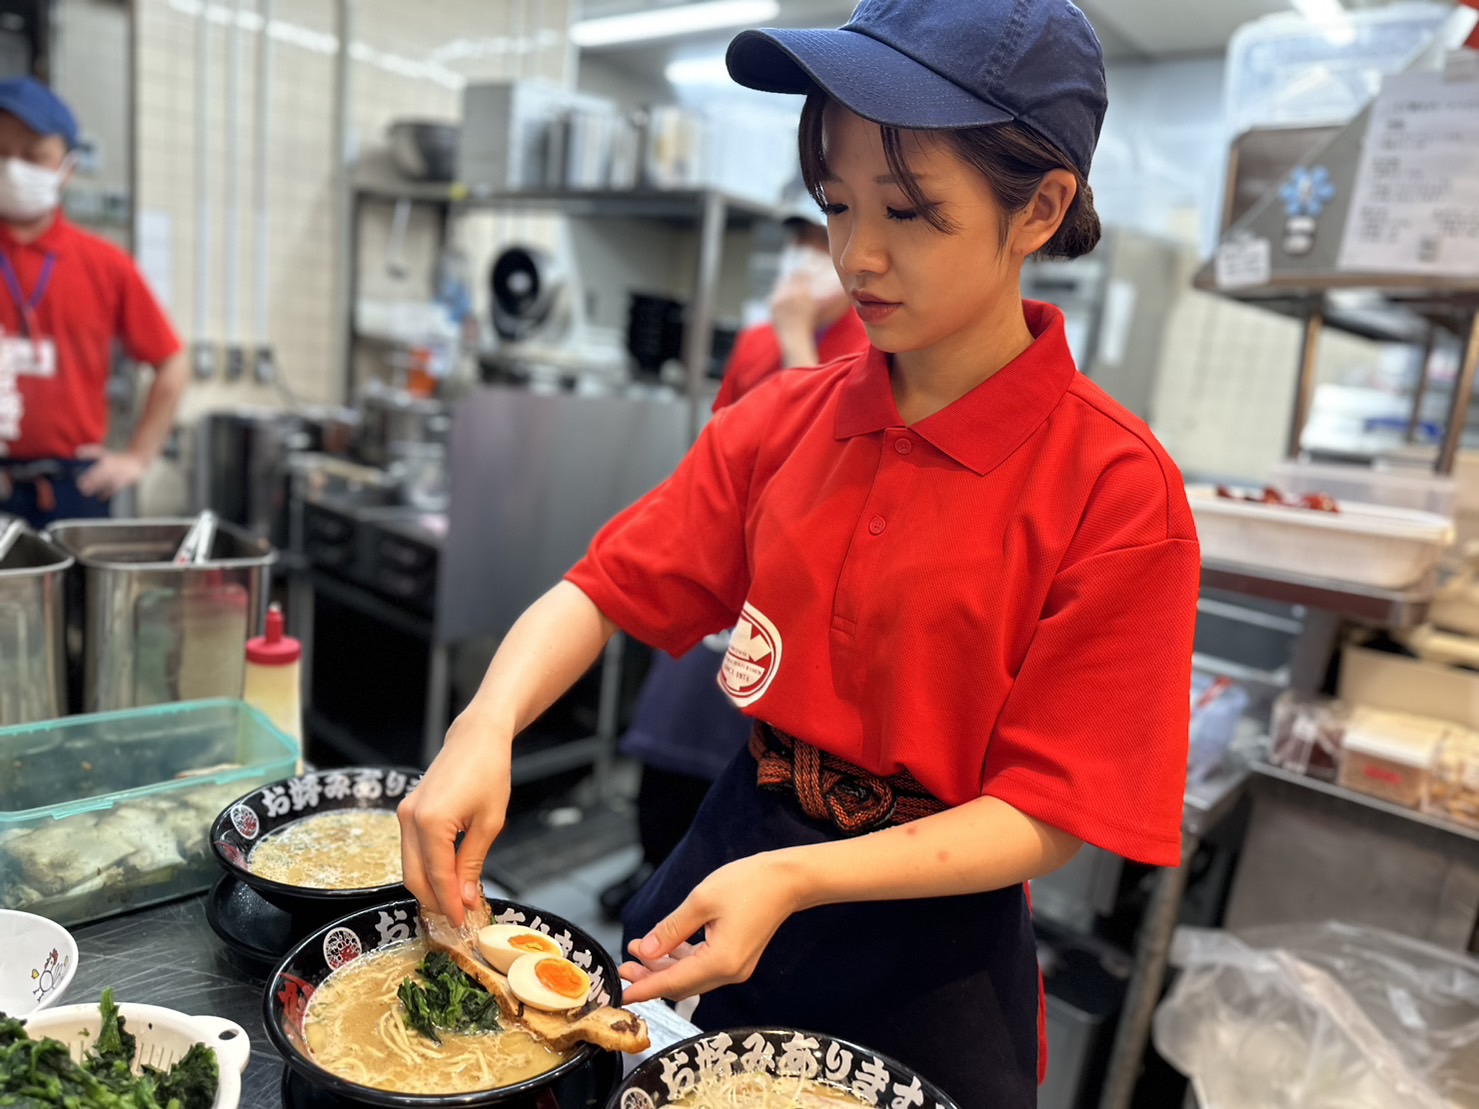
[0, 989, 219, 1109]
[397, 951, 501, 1044]
[145, 1043, 217, 1109]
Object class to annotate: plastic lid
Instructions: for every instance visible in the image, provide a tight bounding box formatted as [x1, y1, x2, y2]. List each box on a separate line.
[1343, 708, 1443, 767]
[246, 604, 301, 664]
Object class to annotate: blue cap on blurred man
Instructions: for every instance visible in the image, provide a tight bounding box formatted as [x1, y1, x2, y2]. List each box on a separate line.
[0, 77, 78, 149]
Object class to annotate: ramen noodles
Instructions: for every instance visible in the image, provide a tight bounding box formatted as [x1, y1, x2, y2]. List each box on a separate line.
[303, 940, 570, 1094]
[248, 809, 402, 889]
[668, 1073, 877, 1107]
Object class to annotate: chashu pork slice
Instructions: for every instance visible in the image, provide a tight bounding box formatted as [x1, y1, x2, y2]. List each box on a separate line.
[420, 897, 650, 1054]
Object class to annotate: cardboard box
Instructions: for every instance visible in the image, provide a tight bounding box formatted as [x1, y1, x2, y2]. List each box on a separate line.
[1338, 643, 1479, 729]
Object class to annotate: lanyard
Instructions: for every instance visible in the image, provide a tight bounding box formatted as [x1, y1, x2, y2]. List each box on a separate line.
[0, 253, 55, 340]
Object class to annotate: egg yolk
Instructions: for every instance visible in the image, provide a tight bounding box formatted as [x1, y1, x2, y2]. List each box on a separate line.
[535, 959, 588, 998]
[511, 934, 553, 953]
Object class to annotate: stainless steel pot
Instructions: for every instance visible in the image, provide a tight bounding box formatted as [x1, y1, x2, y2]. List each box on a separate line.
[0, 529, 72, 725]
[194, 408, 309, 545]
[356, 385, 450, 468]
[48, 519, 276, 713]
[299, 404, 362, 458]
[387, 119, 459, 182]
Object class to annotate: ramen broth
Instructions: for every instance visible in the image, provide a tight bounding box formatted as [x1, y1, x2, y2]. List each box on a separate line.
[249, 808, 402, 889]
[303, 940, 570, 1094]
[669, 1073, 876, 1107]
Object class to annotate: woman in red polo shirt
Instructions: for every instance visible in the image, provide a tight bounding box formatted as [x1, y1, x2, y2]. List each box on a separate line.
[401, 0, 1199, 1102]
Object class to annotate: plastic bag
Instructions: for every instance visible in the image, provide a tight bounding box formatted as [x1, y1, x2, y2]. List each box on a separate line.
[1189, 675, 1250, 783]
[1152, 922, 1479, 1109]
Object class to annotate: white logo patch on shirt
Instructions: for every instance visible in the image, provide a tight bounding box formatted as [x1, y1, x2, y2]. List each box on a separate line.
[719, 602, 782, 707]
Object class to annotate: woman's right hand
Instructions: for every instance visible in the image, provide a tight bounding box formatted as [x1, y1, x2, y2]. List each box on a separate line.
[398, 708, 513, 926]
[397, 580, 620, 924]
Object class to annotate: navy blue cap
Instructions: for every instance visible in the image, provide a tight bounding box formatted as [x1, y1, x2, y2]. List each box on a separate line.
[0, 77, 78, 149]
[726, 0, 1107, 178]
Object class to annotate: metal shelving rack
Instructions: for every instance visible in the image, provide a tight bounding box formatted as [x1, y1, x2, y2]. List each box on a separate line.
[345, 171, 786, 438]
[1101, 13, 1479, 1109]
[307, 175, 790, 780]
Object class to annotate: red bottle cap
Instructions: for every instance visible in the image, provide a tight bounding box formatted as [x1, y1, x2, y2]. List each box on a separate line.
[246, 604, 301, 665]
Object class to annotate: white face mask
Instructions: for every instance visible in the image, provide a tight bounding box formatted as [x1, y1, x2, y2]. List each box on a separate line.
[0, 157, 66, 222]
[777, 243, 844, 303]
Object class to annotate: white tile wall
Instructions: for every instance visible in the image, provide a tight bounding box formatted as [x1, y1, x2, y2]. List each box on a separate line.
[1148, 265, 1398, 485]
[54, 0, 132, 199]
[133, 0, 575, 426]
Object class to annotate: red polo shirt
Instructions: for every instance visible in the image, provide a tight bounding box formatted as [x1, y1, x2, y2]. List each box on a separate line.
[712, 309, 869, 411]
[568, 300, 1199, 868]
[0, 215, 181, 460]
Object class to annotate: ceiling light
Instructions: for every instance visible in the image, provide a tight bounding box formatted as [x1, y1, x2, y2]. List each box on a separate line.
[665, 55, 734, 85]
[572, 0, 780, 49]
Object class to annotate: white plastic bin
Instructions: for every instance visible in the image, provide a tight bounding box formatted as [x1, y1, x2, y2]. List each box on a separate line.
[1271, 460, 1456, 518]
[1189, 485, 1452, 589]
[1225, 3, 1452, 134]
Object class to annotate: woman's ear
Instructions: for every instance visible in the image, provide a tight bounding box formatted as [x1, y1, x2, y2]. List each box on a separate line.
[1013, 169, 1078, 257]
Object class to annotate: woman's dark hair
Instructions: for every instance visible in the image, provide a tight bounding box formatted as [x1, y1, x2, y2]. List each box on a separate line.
[797, 89, 1101, 260]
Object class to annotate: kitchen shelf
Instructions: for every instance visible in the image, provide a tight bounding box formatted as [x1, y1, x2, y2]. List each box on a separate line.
[353, 176, 785, 229]
[1200, 559, 1435, 629]
[347, 175, 780, 439]
[1252, 760, 1479, 845]
[1192, 285, 1479, 347]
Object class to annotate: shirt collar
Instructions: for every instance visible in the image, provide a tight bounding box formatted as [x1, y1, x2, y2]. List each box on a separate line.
[834, 300, 1078, 476]
[0, 212, 74, 255]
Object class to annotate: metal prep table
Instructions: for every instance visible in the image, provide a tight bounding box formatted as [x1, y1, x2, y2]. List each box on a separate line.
[66, 896, 699, 1107]
[289, 384, 694, 782]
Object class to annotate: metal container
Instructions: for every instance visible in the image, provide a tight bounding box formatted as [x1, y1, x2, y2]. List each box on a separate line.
[48, 519, 276, 714]
[387, 119, 459, 182]
[0, 530, 72, 726]
[356, 384, 450, 468]
[194, 407, 309, 546]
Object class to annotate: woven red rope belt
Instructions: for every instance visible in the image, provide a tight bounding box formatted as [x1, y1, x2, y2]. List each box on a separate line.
[748, 722, 946, 835]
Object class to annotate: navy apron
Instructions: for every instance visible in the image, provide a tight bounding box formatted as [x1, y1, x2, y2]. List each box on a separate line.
[0, 459, 110, 528]
[619, 638, 753, 783]
[622, 739, 1041, 1107]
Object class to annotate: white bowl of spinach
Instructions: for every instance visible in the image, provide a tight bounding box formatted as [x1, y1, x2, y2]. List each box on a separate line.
[3, 989, 249, 1108]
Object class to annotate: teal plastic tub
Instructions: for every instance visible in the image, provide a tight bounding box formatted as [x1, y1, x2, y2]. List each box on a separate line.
[0, 699, 297, 926]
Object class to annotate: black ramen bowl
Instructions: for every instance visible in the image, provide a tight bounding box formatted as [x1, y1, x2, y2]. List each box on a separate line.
[265, 896, 623, 1107]
[210, 766, 420, 917]
[607, 1027, 962, 1109]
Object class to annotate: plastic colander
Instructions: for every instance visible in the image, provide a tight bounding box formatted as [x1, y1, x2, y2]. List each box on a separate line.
[21, 1001, 251, 1109]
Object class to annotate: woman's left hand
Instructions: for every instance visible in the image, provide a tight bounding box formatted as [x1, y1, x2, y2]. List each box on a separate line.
[618, 852, 801, 1004]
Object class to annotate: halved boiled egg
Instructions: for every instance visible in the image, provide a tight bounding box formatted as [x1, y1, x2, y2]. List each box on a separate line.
[507, 953, 592, 1012]
[476, 923, 563, 974]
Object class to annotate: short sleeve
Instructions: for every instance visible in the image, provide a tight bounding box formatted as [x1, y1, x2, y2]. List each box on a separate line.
[982, 531, 1199, 867]
[565, 405, 757, 656]
[115, 258, 182, 366]
[977, 411, 1200, 866]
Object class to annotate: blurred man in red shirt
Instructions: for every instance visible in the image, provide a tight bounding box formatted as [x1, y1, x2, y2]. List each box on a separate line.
[712, 214, 865, 410]
[0, 78, 186, 526]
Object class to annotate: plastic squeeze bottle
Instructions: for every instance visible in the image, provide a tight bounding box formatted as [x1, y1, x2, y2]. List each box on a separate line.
[244, 603, 303, 763]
